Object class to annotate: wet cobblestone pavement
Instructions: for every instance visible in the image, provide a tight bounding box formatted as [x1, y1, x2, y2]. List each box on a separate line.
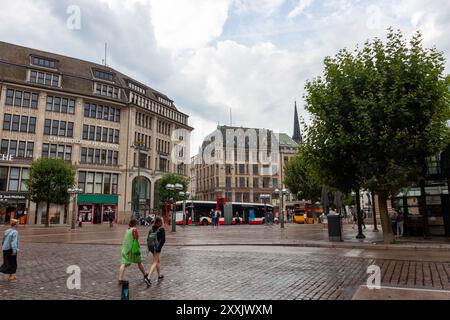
[1, 242, 449, 300]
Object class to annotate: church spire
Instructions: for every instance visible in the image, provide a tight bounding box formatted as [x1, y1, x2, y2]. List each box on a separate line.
[292, 101, 302, 144]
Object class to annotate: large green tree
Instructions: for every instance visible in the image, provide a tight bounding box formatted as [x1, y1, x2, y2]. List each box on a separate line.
[158, 173, 189, 210]
[305, 29, 450, 243]
[284, 145, 322, 202]
[26, 158, 75, 227]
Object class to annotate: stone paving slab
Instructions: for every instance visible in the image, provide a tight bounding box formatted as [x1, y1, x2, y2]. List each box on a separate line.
[352, 285, 450, 300]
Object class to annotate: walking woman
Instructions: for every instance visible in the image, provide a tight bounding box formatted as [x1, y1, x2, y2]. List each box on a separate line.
[146, 216, 166, 284]
[1, 219, 19, 281]
[118, 219, 151, 286]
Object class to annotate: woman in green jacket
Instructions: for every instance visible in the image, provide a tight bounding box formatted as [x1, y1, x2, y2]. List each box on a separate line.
[118, 219, 151, 286]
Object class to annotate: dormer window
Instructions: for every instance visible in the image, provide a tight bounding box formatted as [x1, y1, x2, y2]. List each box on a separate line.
[31, 56, 57, 69]
[93, 69, 114, 82]
[29, 70, 60, 87]
[128, 82, 146, 95]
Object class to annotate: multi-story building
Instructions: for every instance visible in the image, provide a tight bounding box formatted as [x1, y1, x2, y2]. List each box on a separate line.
[193, 124, 299, 208]
[0, 41, 192, 225]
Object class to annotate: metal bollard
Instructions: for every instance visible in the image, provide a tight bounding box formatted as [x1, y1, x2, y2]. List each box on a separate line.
[121, 281, 129, 300]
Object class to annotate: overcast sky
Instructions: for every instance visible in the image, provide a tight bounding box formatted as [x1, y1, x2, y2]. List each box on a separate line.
[1, 0, 449, 156]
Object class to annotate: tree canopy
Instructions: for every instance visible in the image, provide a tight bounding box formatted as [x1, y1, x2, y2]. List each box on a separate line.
[26, 158, 76, 226]
[304, 28, 449, 242]
[158, 173, 189, 209]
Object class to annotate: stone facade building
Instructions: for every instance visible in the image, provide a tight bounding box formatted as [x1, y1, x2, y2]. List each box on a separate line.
[0, 41, 192, 225]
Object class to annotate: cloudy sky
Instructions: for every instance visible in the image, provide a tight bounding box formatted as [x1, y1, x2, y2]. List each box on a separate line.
[1, 0, 449, 155]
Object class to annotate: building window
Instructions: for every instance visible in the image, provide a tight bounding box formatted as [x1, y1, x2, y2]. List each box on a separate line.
[59, 121, 66, 136]
[49, 144, 57, 159]
[44, 119, 51, 135]
[11, 115, 20, 131]
[18, 141, 26, 158]
[272, 178, 278, 188]
[253, 164, 258, 175]
[8, 141, 17, 157]
[3, 114, 11, 130]
[42, 144, 49, 158]
[67, 122, 74, 137]
[103, 173, 111, 194]
[83, 125, 88, 140]
[93, 70, 113, 82]
[6, 89, 14, 105]
[86, 172, 94, 193]
[78, 172, 86, 191]
[81, 148, 87, 163]
[27, 142, 34, 158]
[22, 92, 30, 108]
[239, 177, 245, 188]
[29, 117, 36, 133]
[29, 70, 60, 87]
[0, 140, 8, 154]
[51, 120, 59, 135]
[31, 93, 39, 108]
[253, 178, 259, 188]
[263, 177, 270, 188]
[95, 173, 103, 194]
[95, 149, 100, 164]
[31, 56, 57, 69]
[111, 174, 118, 194]
[14, 91, 22, 107]
[8, 168, 20, 191]
[68, 99, 75, 114]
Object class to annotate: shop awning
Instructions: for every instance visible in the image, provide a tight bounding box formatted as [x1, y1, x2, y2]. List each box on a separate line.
[77, 194, 118, 205]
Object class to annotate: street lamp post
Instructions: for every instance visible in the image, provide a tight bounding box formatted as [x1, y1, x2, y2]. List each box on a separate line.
[68, 187, 83, 230]
[260, 194, 270, 224]
[133, 140, 145, 220]
[275, 188, 288, 229]
[352, 190, 366, 239]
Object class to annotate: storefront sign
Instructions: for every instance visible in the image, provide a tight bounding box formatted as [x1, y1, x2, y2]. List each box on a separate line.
[48, 136, 119, 150]
[0, 153, 14, 161]
[0, 192, 27, 200]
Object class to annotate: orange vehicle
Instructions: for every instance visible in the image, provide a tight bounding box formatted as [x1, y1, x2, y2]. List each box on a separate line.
[292, 202, 323, 224]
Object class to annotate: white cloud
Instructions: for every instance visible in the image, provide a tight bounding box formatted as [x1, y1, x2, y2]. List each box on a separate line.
[149, 0, 230, 51]
[288, 0, 314, 19]
[232, 0, 285, 17]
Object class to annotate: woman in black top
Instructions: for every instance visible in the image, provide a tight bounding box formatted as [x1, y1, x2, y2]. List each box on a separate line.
[146, 216, 166, 284]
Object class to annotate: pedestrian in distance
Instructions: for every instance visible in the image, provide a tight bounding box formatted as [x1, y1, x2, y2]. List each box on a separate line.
[118, 219, 151, 286]
[395, 209, 405, 239]
[362, 210, 367, 230]
[1, 219, 19, 281]
[209, 209, 215, 227]
[78, 214, 83, 228]
[351, 206, 357, 229]
[146, 216, 166, 285]
[214, 209, 221, 228]
[108, 211, 115, 228]
[235, 212, 240, 225]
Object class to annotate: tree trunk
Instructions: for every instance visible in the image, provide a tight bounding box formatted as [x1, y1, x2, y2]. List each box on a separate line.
[377, 192, 394, 243]
[34, 202, 39, 225]
[45, 202, 50, 227]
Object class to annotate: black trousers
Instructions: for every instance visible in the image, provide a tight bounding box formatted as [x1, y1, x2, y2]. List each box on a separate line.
[1, 249, 17, 274]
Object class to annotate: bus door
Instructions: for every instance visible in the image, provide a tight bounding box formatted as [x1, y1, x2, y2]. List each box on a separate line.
[248, 208, 255, 224]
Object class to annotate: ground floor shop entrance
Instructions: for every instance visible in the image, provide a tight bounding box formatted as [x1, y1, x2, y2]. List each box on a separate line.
[77, 194, 118, 224]
[0, 192, 28, 225]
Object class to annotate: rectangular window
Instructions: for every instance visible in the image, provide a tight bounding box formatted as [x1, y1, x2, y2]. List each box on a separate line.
[111, 173, 118, 194]
[82, 125, 88, 140]
[115, 108, 120, 122]
[101, 150, 107, 164]
[240, 177, 245, 188]
[94, 149, 100, 164]
[30, 71, 37, 83]
[96, 127, 102, 141]
[18, 141, 26, 158]
[102, 128, 108, 142]
[253, 164, 258, 175]
[20, 116, 28, 132]
[28, 117, 36, 133]
[89, 126, 95, 140]
[81, 148, 87, 163]
[44, 119, 51, 135]
[86, 172, 94, 194]
[14, 90, 22, 107]
[37, 72, 44, 84]
[52, 75, 59, 87]
[96, 105, 103, 119]
[9, 140, 17, 157]
[61, 98, 68, 113]
[22, 92, 30, 108]
[67, 122, 74, 138]
[65, 146, 72, 161]
[51, 120, 59, 136]
[11, 115, 20, 131]
[31, 93, 39, 108]
[8, 168, 20, 191]
[95, 173, 103, 194]
[96, 83, 101, 95]
[90, 104, 96, 118]
[45, 73, 52, 86]
[20, 168, 29, 192]
[113, 151, 118, 165]
[107, 150, 113, 164]
[108, 128, 114, 143]
[46, 96, 53, 111]
[49, 144, 57, 159]
[78, 171, 86, 192]
[0, 167, 8, 191]
[272, 178, 278, 188]
[42, 143, 49, 158]
[6, 89, 14, 105]
[103, 106, 109, 120]
[53, 97, 61, 112]
[114, 129, 120, 144]
[87, 148, 94, 163]
[103, 173, 111, 194]
[109, 108, 115, 122]
[239, 164, 245, 174]
[59, 121, 66, 136]
[263, 177, 270, 188]
[26, 142, 34, 158]
[58, 145, 65, 159]
[84, 103, 90, 117]
[0, 140, 9, 154]
[253, 178, 259, 188]
[3, 114, 11, 130]
[68, 99, 75, 114]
